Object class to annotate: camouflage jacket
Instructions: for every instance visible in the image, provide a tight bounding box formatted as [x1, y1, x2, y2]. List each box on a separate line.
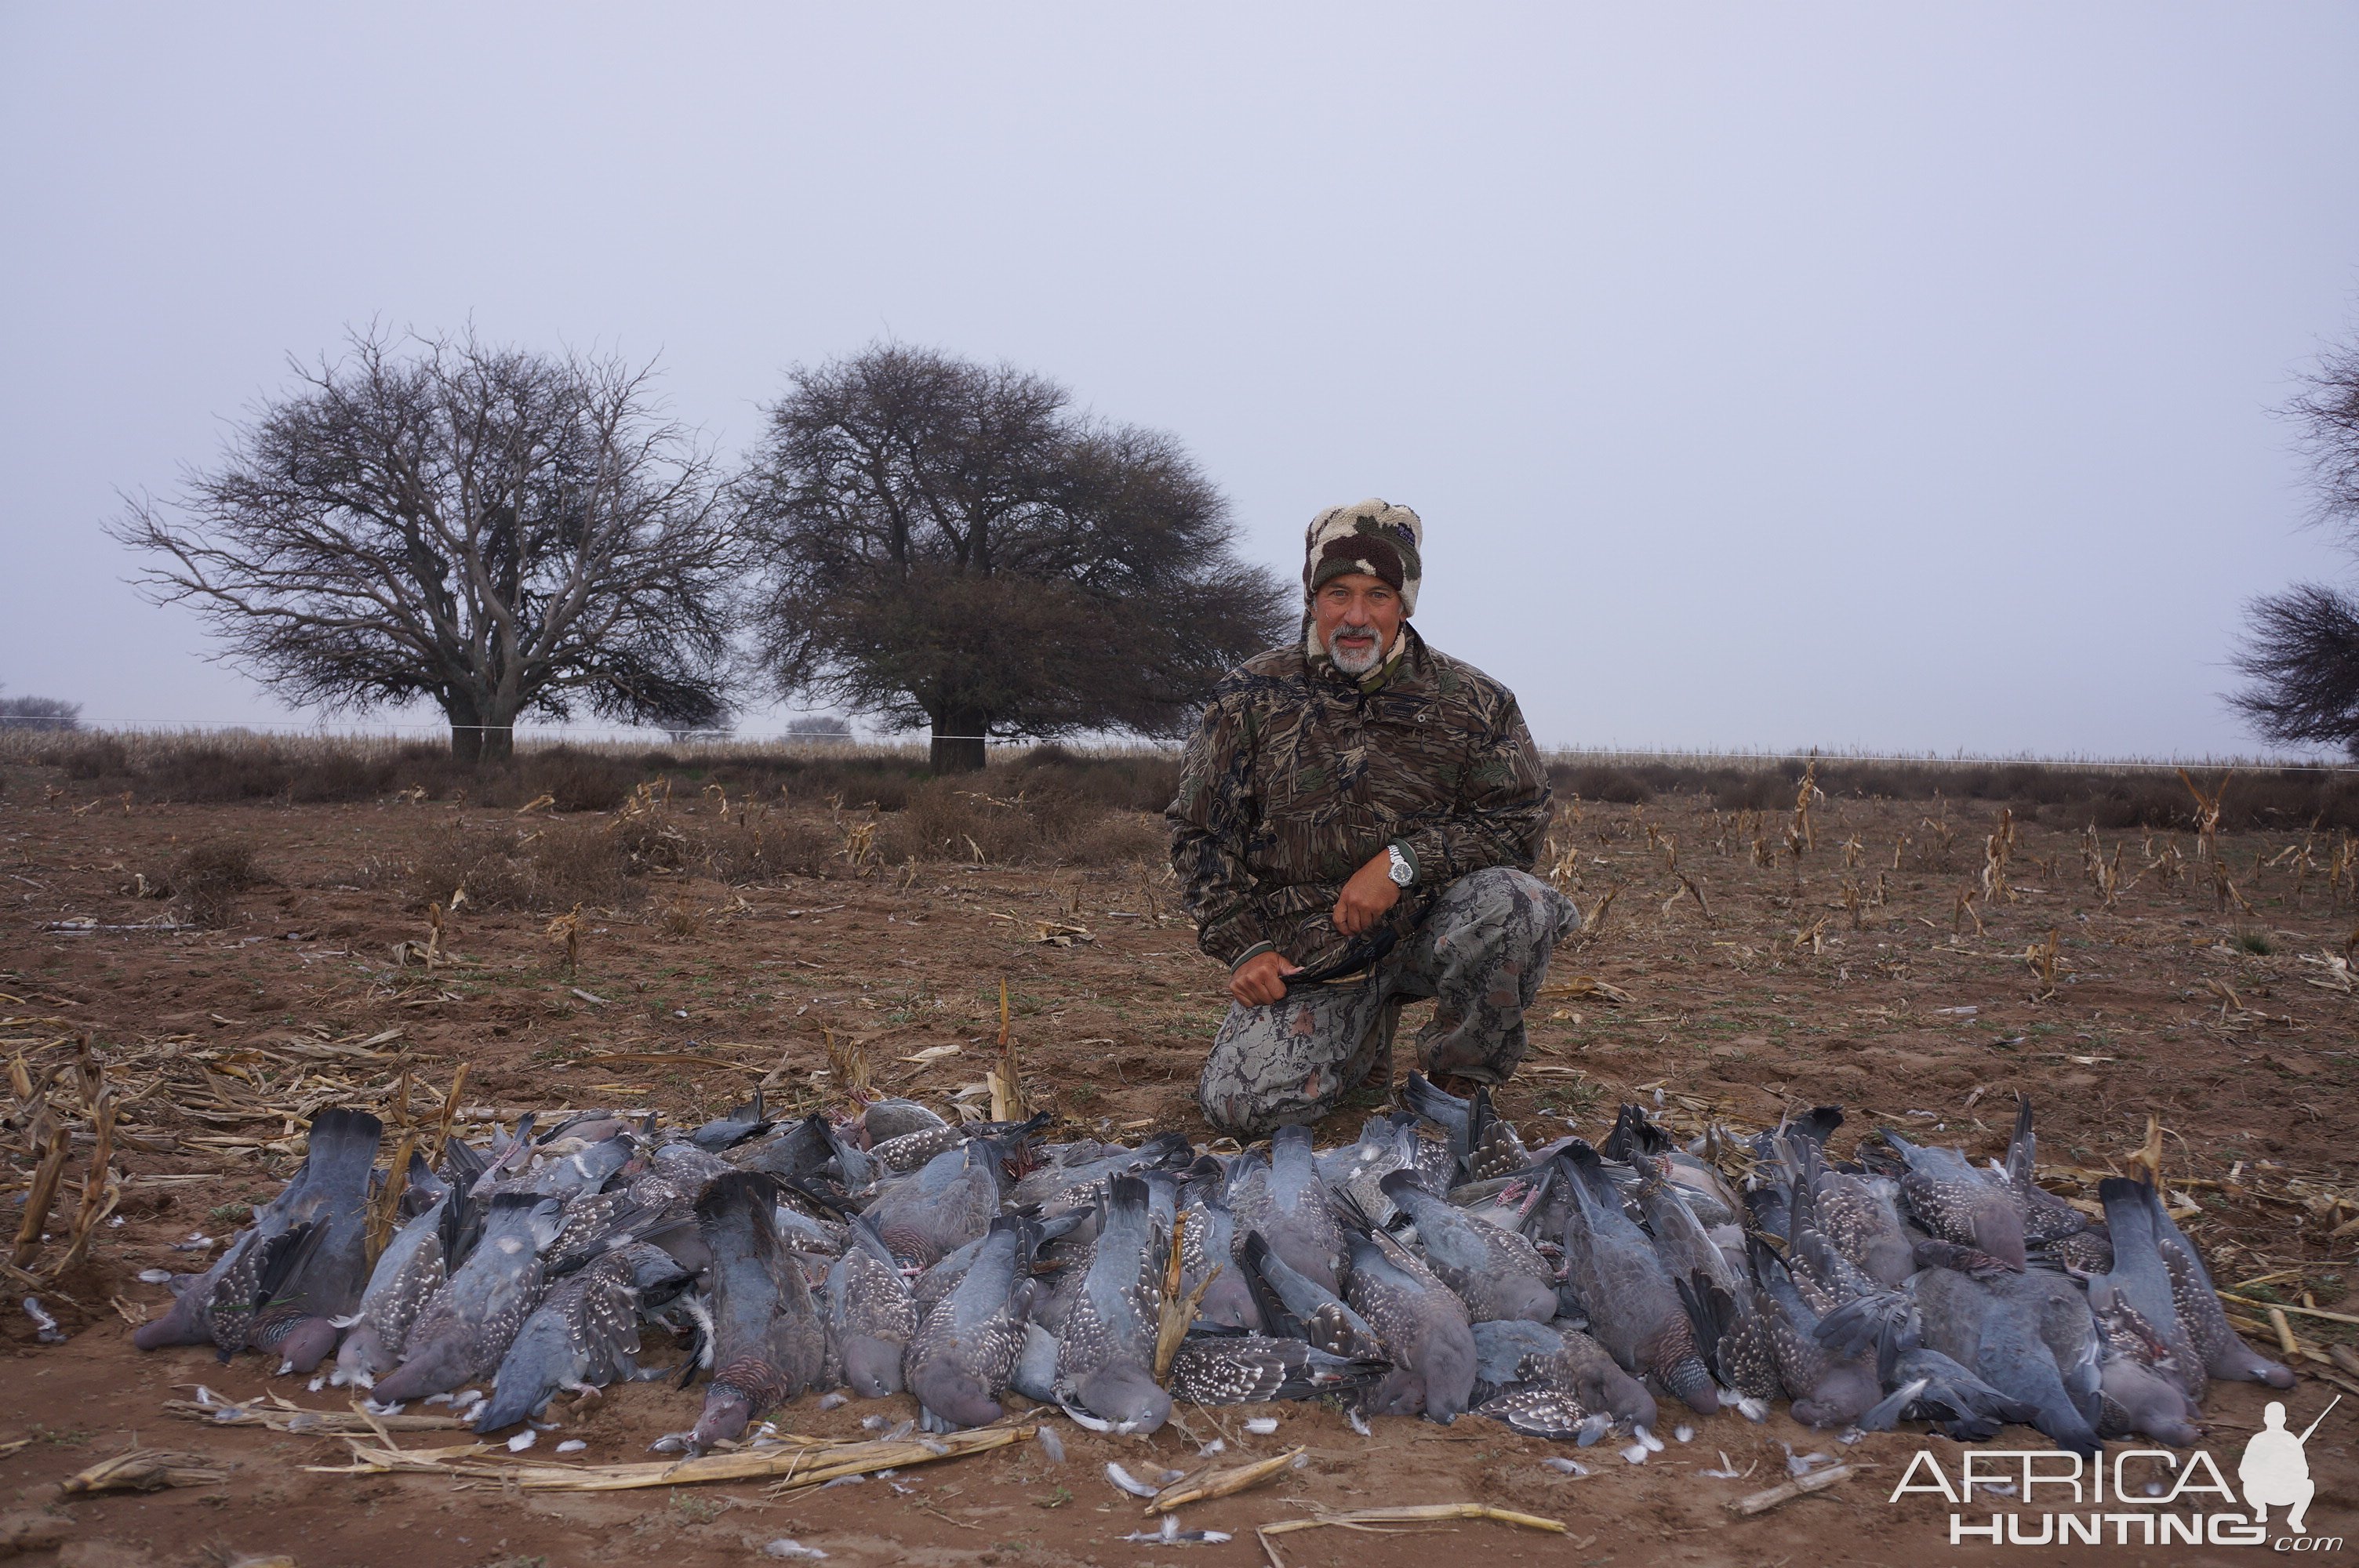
[1166, 625, 1554, 971]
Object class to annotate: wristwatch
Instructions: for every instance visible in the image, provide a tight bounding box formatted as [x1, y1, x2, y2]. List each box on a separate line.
[1386, 844, 1415, 887]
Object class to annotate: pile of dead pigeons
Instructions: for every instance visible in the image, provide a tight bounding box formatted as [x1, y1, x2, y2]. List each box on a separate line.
[131, 1078, 2292, 1457]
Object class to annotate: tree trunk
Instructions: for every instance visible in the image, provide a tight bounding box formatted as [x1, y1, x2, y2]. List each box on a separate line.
[446, 692, 516, 764]
[929, 707, 987, 774]
[449, 691, 485, 764]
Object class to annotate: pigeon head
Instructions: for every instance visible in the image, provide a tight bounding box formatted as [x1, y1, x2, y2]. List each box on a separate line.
[914, 1367, 1007, 1429]
[273, 1315, 342, 1374]
[1076, 1363, 1172, 1436]
[690, 1388, 754, 1449]
[838, 1334, 905, 1399]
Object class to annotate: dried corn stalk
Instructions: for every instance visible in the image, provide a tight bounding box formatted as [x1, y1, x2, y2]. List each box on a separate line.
[60, 1448, 227, 1495]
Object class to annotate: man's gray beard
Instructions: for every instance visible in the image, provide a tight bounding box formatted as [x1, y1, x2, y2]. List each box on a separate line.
[1325, 626, 1383, 674]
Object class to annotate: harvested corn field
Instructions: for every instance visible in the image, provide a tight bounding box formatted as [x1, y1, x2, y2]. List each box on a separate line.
[1, 742, 2354, 1566]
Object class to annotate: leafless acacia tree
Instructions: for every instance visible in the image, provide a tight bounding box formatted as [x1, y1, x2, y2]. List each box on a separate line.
[113, 328, 747, 761]
[2234, 335, 2359, 755]
[737, 344, 1289, 771]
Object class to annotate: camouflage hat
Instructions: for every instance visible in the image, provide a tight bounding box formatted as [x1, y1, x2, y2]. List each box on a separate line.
[1303, 499, 1423, 615]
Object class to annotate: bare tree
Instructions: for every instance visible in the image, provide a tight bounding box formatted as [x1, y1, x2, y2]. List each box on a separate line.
[2234, 335, 2359, 755]
[112, 328, 746, 761]
[737, 344, 1290, 771]
[0, 688, 81, 731]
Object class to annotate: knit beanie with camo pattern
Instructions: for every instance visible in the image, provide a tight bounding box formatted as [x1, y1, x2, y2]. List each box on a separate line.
[1303, 498, 1422, 616]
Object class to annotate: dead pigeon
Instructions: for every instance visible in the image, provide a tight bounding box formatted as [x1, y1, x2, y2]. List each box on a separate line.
[859, 1097, 951, 1145]
[1176, 1184, 1259, 1331]
[2085, 1277, 2204, 1446]
[825, 1214, 918, 1399]
[871, 1113, 1047, 1177]
[2143, 1185, 2294, 1390]
[1884, 1131, 2026, 1270]
[1169, 1334, 1389, 1405]
[690, 1172, 828, 1449]
[1053, 1174, 1171, 1433]
[1856, 1345, 2041, 1442]
[1377, 1169, 1555, 1323]
[133, 1105, 383, 1359]
[730, 1113, 837, 1182]
[1554, 1144, 1718, 1414]
[1470, 1318, 1657, 1439]
[863, 1141, 1007, 1268]
[2092, 1178, 2205, 1401]
[689, 1088, 775, 1152]
[1343, 1231, 1476, 1422]
[1240, 1232, 1387, 1362]
[475, 1243, 689, 1432]
[1750, 1238, 1881, 1429]
[904, 1216, 1038, 1430]
[1226, 1124, 1345, 1293]
[2001, 1096, 2113, 1272]
[1911, 1265, 2101, 1456]
[331, 1186, 460, 1388]
[372, 1192, 564, 1402]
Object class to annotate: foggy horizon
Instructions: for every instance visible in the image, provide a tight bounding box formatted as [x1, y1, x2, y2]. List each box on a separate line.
[8, 5, 2359, 760]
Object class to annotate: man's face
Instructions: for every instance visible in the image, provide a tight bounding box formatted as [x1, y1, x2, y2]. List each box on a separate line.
[1313, 572, 1405, 675]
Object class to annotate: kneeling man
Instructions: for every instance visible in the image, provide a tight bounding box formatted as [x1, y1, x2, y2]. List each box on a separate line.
[1168, 499, 1579, 1138]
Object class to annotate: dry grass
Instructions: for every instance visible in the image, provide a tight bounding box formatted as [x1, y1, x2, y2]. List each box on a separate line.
[148, 834, 269, 926]
[373, 822, 643, 913]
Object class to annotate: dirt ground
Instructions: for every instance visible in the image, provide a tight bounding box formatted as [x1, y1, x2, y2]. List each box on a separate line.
[2, 766, 2353, 1566]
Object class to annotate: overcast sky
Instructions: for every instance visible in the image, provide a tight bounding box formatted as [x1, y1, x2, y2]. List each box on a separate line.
[6, 5, 2359, 758]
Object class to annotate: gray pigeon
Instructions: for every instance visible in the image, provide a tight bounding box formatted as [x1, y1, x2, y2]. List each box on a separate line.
[871, 1113, 1047, 1176]
[330, 1186, 458, 1388]
[516, 1131, 638, 1200]
[2092, 1178, 2205, 1401]
[1176, 1185, 1259, 1331]
[474, 1243, 689, 1431]
[1019, 1133, 1192, 1221]
[2086, 1277, 2204, 1446]
[1343, 1231, 1476, 1423]
[1052, 1174, 1171, 1434]
[1470, 1318, 1657, 1439]
[859, 1097, 950, 1145]
[825, 1214, 918, 1398]
[1402, 1075, 1533, 1184]
[2001, 1096, 2113, 1272]
[1677, 1268, 1782, 1409]
[1630, 1157, 1742, 1301]
[1750, 1239, 1881, 1429]
[1885, 1131, 2026, 1270]
[1241, 1232, 1387, 1362]
[1911, 1265, 2101, 1456]
[904, 1216, 1037, 1430]
[689, 1088, 774, 1152]
[1226, 1124, 1345, 1293]
[1554, 1144, 1719, 1414]
[133, 1105, 383, 1359]
[863, 1141, 1005, 1267]
[1169, 1334, 1388, 1405]
[1378, 1169, 1555, 1323]
[1807, 1164, 1916, 1289]
[2144, 1185, 2294, 1390]
[690, 1172, 828, 1450]
[1856, 1345, 2040, 1442]
[731, 1113, 837, 1181]
[372, 1192, 565, 1402]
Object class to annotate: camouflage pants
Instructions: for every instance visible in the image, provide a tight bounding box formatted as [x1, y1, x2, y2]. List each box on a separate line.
[1196, 866, 1579, 1138]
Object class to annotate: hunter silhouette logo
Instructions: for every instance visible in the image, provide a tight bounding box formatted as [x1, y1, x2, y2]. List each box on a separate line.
[2240, 1396, 2335, 1536]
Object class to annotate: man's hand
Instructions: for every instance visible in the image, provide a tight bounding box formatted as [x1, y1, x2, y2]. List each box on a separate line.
[1333, 848, 1402, 938]
[1229, 950, 1300, 1007]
